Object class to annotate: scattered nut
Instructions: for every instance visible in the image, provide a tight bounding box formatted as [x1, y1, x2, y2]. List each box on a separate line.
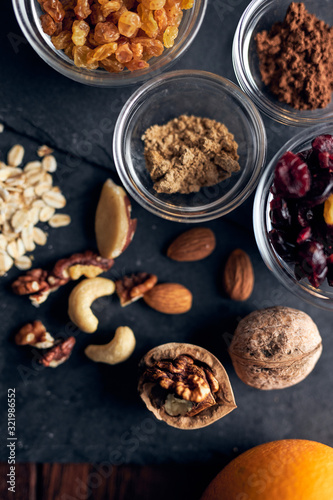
[228, 306, 323, 390]
[143, 283, 192, 314]
[15, 320, 55, 348]
[40, 337, 76, 368]
[167, 228, 216, 262]
[12, 251, 114, 306]
[68, 277, 115, 333]
[115, 272, 158, 306]
[95, 179, 137, 259]
[85, 326, 136, 365]
[223, 249, 254, 301]
[138, 343, 236, 429]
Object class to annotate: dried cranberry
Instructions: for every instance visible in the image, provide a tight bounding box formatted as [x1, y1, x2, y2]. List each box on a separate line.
[297, 149, 312, 162]
[269, 229, 296, 262]
[296, 205, 314, 227]
[305, 171, 333, 206]
[273, 151, 311, 198]
[297, 241, 327, 288]
[318, 152, 333, 170]
[296, 227, 312, 244]
[312, 134, 333, 155]
[270, 197, 291, 228]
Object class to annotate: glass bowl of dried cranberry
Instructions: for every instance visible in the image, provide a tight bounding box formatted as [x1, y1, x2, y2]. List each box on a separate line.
[233, 0, 333, 126]
[254, 123, 333, 309]
[12, 0, 207, 87]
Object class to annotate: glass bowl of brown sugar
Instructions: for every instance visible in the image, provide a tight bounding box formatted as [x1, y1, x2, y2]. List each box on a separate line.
[113, 70, 267, 222]
[233, 0, 333, 127]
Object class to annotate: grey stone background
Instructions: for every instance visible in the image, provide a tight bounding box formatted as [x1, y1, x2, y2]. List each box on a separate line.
[0, 0, 332, 464]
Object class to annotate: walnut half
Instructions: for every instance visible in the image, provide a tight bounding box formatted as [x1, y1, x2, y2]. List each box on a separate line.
[138, 343, 237, 430]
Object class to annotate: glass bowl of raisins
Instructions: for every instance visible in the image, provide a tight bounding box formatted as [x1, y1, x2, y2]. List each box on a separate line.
[254, 123, 333, 310]
[233, 0, 333, 126]
[13, 0, 207, 86]
[113, 69, 267, 222]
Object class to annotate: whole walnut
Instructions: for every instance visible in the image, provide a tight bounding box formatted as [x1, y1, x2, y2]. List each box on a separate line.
[228, 306, 322, 390]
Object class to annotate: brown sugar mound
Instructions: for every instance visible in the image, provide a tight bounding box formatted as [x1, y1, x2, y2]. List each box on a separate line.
[142, 115, 240, 195]
[255, 2, 333, 110]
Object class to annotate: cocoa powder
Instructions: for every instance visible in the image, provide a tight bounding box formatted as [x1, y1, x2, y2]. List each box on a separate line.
[256, 2, 333, 110]
[142, 115, 240, 195]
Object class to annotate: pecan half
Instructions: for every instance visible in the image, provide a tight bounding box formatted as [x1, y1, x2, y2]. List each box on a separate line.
[12, 251, 114, 306]
[143, 355, 219, 417]
[52, 250, 114, 280]
[15, 320, 55, 348]
[40, 336, 76, 368]
[12, 269, 49, 296]
[115, 272, 157, 306]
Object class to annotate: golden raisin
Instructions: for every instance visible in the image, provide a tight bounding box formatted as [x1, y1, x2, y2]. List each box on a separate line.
[142, 0, 166, 10]
[73, 45, 99, 68]
[163, 25, 178, 47]
[51, 30, 72, 49]
[102, 1, 122, 16]
[118, 11, 141, 37]
[94, 21, 120, 43]
[126, 59, 149, 71]
[40, 13, 58, 36]
[154, 8, 168, 32]
[90, 4, 106, 24]
[72, 20, 90, 46]
[43, 0, 65, 22]
[115, 42, 133, 63]
[181, 0, 193, 8]
[87, 42, 118, 63]
[137, 4, 158, 38]
[74, 0, 92, 19]
[100, 54, 125, 72]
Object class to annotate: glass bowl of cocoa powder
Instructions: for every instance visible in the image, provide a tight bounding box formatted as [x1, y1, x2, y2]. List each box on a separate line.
[113, 69, 266, 222]
[233, 0, 333, 127]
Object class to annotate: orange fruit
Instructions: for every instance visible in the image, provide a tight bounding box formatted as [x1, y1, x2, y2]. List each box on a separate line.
[201, 440, 333, 500]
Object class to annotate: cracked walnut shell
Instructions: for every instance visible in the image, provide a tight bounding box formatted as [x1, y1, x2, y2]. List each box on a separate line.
[138, 343, 236, 430]
[228, 306, 322, 390]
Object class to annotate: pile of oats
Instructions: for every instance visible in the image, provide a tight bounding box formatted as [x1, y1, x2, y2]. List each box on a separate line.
[0, 143, 71, 276]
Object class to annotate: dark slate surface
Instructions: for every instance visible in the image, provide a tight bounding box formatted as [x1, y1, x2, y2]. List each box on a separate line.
[0, 0, 332, 464]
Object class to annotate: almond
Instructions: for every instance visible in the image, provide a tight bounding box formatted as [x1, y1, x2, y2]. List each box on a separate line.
[143, 283, 192, 314]
[223, 249, 254, 301]
[167, 228, 216, 262]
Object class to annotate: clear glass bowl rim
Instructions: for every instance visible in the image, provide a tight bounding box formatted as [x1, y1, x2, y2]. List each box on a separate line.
[232, 0, 333, 127]
[12, 0, 208, 87]
[253, 121, 333, 310]
[113, 69, 267, 222]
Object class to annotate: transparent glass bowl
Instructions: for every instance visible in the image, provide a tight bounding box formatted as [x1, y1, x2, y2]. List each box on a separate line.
[254, 122, 333, 310]
[113, 70, 267, 222]
[233, 0, 333, 126]
[12, 0, 207, 87]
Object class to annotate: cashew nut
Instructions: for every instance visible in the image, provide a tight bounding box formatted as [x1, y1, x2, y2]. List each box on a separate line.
[85, 326, 136, 365]
[68, 277, 115, 333]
